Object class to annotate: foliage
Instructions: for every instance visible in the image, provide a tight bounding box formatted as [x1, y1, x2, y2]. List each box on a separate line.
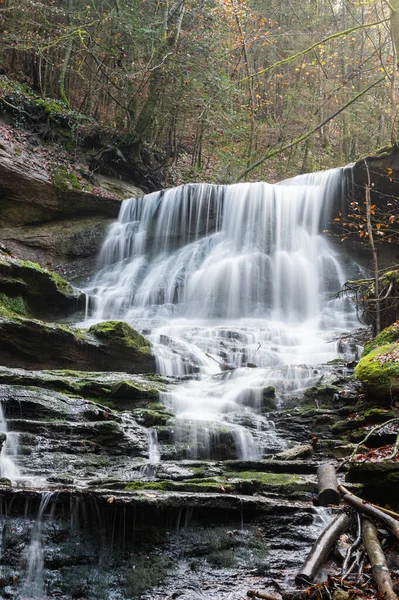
[0, 0, 398, 181]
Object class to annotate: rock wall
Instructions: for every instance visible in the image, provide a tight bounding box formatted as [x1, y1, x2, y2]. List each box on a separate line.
[0, 142, 145, 281]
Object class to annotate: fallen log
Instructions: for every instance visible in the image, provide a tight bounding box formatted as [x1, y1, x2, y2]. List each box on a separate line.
[317, 464, 340, 506]
[247, 591, 280, 600]
[362, 516, 399, 600]
[295, 512, 351, 586]
[338, 485, 399, 520]
[340, 492, 399, 542]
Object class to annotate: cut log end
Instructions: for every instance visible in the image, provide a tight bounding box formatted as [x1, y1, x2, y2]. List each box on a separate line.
[317, 464, 340, 507]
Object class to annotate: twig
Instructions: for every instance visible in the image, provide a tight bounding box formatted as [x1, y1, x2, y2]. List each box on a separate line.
[348, 418, 399, 462]
[342, 512, 362, 577]
[341, 492, 399, 541]
[338, 485, 399, 520]
[386, 432, 399, 460]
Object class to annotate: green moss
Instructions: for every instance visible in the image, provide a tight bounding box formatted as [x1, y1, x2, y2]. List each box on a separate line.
[124, 472, 304, 495]
[0, 293, 30, 317]
[375, 144, 394, 156]
[131, 408, 172, 427]
[362, 323, 399, 357]
[355, 342, 399, 396]
[33, 97, 63, 116]
[0, 250, 75, 300]
[89, 321, 151, 353]
[51, 165, 81, 191]
[304, 385, 340, 403]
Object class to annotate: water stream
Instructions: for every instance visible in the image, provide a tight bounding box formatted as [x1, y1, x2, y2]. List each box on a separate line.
[86, 168, 359, 460]
[21, 492, 54, 599]
[0, 403, 21, 482]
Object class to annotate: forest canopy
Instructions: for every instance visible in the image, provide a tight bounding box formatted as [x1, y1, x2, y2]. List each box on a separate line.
[1, 0, 399, 183]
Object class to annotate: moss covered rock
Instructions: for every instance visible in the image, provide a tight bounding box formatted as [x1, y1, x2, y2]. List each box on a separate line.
[89, 321, 151, 353]
[51, 165, 81, 192]
[0, 250, 82, 317]
[0, 316, 155, 374]
[362, 323, 399, 357]
[303, 384, 340, 405]
[355, 342, 399, 397]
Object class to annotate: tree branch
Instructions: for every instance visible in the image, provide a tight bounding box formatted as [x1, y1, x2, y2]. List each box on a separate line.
[237, 76, 385, 180]
[241, 18, 389, 81]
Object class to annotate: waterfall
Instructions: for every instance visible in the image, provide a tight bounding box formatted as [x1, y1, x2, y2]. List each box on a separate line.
[21, 492, 53, 599]
[87, 169, 358, 460]
[0, 403, 21, 482]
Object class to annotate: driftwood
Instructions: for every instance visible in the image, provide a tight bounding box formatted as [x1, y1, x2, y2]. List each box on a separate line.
[338, 485, 399, 520]
[362, 517, 399, 600]
[341, 492, 399, 542]
[295, 512, 351, 586]
[317, 464, 340, 506]
[247, 591, 280, 600]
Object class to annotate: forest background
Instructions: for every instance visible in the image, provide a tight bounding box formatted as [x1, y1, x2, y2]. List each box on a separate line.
[1, 0, 399, 185]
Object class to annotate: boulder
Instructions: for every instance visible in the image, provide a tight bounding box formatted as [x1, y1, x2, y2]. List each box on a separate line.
[355, 341, 399, 398]
[0, 317, 156, 374]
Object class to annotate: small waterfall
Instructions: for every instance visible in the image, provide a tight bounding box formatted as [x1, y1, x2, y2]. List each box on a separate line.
[140, 429, 161, 477]
[87, 169, 359, 460]
[0, 403, 21, 482]
[21, 492, 53, 599]
[148, 429, 160, 464]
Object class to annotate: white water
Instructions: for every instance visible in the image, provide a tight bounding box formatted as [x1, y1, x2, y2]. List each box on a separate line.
[21, 492, 53, 599]
[0, 403, 21, 482]
[87, 169, 359, 460]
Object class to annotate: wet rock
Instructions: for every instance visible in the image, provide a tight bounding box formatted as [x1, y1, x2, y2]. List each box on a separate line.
[275, 444, 314, 461]
[346, 459, 399, 491]
[261, 386, 277, 411]
[303, 384, 340, 406]
[0, 366, 166, 408]
[0, 318, 156, 373]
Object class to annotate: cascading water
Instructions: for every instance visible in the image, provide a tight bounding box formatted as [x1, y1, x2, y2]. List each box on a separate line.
[21, 492, 54, 599]
[0, 403, 21, 482]
[87, 169, 359, 460]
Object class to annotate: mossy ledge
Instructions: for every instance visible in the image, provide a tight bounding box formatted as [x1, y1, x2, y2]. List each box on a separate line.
[0, 317, 155, 374]
[0, 250, 83, 318]
[89, 321, 151, 354]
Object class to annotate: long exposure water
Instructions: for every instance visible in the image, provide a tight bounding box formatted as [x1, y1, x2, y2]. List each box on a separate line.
[86, 169, 359, 460]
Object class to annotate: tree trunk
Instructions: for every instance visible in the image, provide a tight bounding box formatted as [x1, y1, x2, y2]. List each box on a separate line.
[364, 159, 380, 335]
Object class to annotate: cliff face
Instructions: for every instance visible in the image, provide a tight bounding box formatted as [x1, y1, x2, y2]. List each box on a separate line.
[0, 136, 144, 281]
[339, 147, 399, 271]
